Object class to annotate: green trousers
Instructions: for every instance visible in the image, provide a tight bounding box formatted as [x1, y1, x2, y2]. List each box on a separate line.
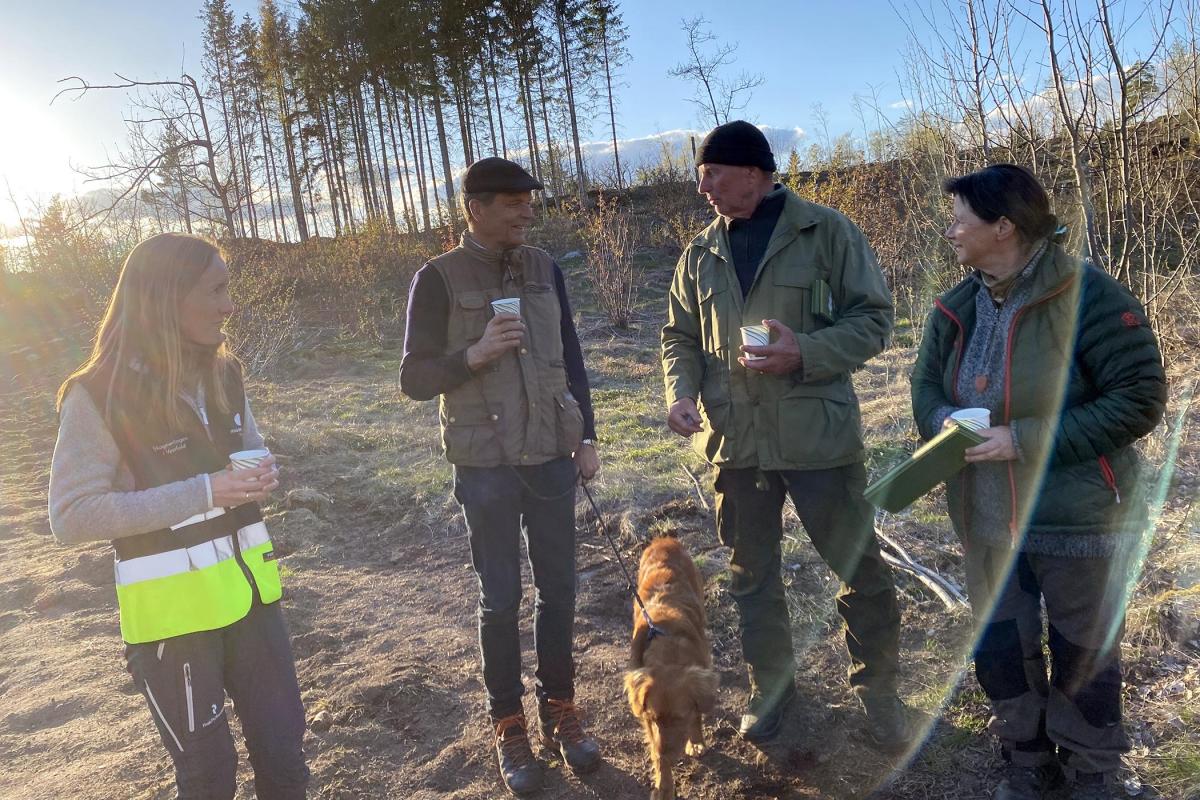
[714, 463, 901, 703]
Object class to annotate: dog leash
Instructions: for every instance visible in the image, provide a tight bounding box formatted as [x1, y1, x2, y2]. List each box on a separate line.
[580, 482, 667, 642]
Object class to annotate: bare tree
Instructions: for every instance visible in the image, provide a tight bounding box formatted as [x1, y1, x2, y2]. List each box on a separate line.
[53, 73, 237, 233]
[668, 16, 764, 128]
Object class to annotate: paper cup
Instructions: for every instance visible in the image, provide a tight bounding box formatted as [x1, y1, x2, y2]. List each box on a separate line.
[229, 448, 270, 470]
[740, 324, 770, 360]
[950, 408, 991, 431]
[490, 297, 521, 316]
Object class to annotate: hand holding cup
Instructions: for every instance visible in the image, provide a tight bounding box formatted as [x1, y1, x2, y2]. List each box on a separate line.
[467, 300, 525, 370]
[210, 451, 279, 507]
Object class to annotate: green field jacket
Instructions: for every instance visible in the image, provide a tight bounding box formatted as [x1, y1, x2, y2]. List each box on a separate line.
[662, 189, 894, 470]
[911, 244, 1167, 550]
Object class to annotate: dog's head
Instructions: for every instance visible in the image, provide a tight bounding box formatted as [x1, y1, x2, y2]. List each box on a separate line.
[625, 664, 718, 761]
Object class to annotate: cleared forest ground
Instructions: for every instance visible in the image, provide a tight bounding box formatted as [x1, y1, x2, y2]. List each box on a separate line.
[1, 255, 1197, 799]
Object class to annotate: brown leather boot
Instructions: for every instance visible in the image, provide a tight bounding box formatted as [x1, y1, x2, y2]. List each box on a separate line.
[494, 713, 543, 796]
[538, 698, 601, 773]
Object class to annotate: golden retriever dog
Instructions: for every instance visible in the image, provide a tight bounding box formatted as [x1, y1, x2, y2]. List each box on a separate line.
[623, 537, 718, 800]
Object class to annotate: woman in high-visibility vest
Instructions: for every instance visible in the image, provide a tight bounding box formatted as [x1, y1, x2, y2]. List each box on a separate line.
[49, 233, 309, 799]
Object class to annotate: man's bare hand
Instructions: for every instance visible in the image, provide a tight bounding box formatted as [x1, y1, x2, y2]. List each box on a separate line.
[575, 442, 600, 482]
[739, 319, 804, 375]
[668, 397, 704, 436]
[466, 313, 525, 371]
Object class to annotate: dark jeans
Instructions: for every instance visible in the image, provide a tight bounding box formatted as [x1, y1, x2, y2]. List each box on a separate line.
[454, 457, 578, 720]
[714, 463, 901, 702]
[124, 600, 309, 800]
[964, 541, 1131, 774]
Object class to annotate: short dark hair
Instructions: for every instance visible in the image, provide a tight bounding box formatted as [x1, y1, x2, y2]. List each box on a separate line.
[460, 191, 497, 223]
[943, 164, 1057, 242]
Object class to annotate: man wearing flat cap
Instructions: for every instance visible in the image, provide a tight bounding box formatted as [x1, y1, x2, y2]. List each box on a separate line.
[661, 120, 911, 749]
[401, 157, 601, 795]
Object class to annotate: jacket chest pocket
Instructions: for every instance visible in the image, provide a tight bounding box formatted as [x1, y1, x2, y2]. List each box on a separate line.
[454, 291, 490, 345]
[771, 267, 819, 333]
[698, 270, 731, 354]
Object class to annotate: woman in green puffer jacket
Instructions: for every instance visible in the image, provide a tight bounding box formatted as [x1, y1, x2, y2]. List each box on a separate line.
[911, 164, 1166, 800]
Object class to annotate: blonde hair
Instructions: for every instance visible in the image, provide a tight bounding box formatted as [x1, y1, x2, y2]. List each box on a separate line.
[57, 233, 239, 431]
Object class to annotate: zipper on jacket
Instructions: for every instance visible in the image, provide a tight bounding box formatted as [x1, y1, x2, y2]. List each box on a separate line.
[1099, 455, 1121, 504]
[1001, 275, 1076, 542]
[935, 299, 967, 406]
[183, 662, 195, 733]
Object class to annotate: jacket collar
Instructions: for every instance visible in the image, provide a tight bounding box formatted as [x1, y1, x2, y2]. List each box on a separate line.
[689, 186, 820, 262]
[942, 242, 1079, 314]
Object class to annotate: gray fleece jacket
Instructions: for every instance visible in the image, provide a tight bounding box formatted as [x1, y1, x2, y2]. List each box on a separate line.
[48, 383, 265, 545]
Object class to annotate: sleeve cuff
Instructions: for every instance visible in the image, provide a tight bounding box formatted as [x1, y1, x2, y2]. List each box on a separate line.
[1010, 420, 1027, 463]
[930, 405, 957, 436]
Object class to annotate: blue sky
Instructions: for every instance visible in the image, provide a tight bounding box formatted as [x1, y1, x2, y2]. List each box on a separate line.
[0, 0, 1164, 228]
[0, 1, 926, 227]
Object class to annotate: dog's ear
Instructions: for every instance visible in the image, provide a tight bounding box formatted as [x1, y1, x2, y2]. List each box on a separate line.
[624, 668, 653, 716]
[684, 666, 719, 714]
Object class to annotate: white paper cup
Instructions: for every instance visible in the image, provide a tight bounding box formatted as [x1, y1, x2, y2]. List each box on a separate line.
[951, 408, 991, 431]
[229, 448, 270, 470]
[740, 324, 770, 360]
[490, 297, 521, 316]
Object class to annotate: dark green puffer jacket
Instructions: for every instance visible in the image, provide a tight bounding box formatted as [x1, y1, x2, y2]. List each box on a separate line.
[911, 244, 1167, 555]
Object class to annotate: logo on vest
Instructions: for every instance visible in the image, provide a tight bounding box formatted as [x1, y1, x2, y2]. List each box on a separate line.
[152, 436, 189, 456]
[231, 412, 243, 435]
[201, 702, 225, 729]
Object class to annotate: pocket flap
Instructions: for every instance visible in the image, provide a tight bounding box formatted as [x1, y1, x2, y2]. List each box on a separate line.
[697, 269, 728, 301]
[458, 292, 487, 310]
[783, 379, 852, 403]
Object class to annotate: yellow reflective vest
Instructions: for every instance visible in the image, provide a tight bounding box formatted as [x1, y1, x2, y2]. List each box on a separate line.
[85, 363, 282, 644]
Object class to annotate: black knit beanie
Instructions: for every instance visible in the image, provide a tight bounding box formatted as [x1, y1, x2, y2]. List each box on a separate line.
[696, 120, 776, 172]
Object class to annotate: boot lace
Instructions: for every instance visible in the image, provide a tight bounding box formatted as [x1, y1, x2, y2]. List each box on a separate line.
[494, 713, 535, 768]
[544, 698, 587, 745]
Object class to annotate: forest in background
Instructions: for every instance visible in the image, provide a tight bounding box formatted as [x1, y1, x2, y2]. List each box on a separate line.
[3, 0, 1200, 360]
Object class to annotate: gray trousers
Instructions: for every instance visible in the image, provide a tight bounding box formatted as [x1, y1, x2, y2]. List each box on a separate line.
[964, 540, 1132, 774]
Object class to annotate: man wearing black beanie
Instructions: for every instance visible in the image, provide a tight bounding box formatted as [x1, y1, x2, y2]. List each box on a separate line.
[662, 120, 911, 751]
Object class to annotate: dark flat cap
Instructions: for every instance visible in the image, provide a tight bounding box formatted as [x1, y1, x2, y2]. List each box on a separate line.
[462, 157, 543, 193]
[696, 120, 776, 172]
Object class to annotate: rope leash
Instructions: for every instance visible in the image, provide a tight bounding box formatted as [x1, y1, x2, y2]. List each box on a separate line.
[579, 482, 666, 643]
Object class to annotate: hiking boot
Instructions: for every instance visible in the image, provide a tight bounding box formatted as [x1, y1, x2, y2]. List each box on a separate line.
[738, 681, 796, 743]
[1067, 771, 1115, 800]
[860, 692, 915, 753]
[993, 762, 1064, 800]
[539, 698, 601, 773]
[494, 713, 543, 796]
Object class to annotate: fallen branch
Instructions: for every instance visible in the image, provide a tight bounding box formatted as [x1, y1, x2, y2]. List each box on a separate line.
[681, 464, 711, 512]
[880, 549, 968, 611]
[874, 516, 969, 610]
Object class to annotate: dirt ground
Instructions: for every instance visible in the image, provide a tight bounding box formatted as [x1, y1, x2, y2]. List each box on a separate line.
[2, 261, 1198, 799]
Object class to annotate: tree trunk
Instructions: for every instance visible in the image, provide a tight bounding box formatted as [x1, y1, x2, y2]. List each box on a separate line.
[487, 34, 508, 159]
[432, 85, 458, 226]
[372, 78, 397, 227]
[535, 62, 561, 199]
[602, 32, 622, 189]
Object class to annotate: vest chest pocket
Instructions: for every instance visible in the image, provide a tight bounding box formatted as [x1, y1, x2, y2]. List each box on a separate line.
[454, 291, 490, 344]
[521, 282, 561, 356]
